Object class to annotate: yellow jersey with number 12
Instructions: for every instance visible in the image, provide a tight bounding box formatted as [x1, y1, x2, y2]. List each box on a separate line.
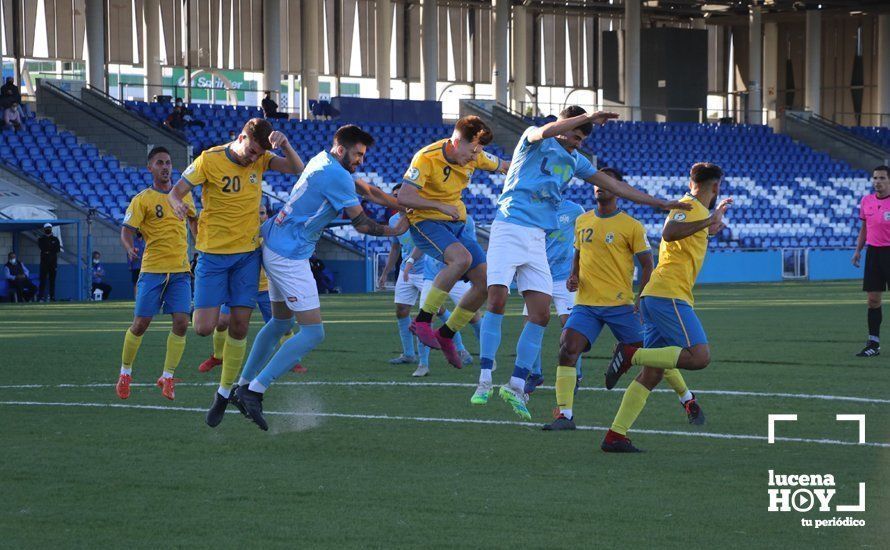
[402, 139, 502, 223]
[123, 188, 196, 273]
[575, 209, 651, 307]
[642, 194, 710, 306]
[182, 144, 275, 254]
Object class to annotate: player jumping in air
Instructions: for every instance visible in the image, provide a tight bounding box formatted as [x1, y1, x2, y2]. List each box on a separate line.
[852, 165, 890, 357]
[540, 168, 702, 433]
[476, 106, 690, 420]
[167, 118, 304, 426]
[233, 125, 408, 431]
[397, 116, 509, 368]
[116, 146, 198, 400]
[602, 162, 731, 451]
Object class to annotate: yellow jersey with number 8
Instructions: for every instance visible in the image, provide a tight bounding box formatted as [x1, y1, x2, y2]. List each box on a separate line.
[123, 188, 195, 273]
[182, 145, 274, 254]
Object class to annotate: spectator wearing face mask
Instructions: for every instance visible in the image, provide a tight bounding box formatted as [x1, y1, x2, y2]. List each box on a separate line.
[5, 251, 37, 302]
[92, 251, 112, 300]
[38, 223, 61, 301]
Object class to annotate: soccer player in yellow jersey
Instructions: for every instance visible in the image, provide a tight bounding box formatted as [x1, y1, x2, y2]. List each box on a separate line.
[115, 146, 197, 401]
[602, 162, 732, 452]
[397, 116, 509, 368]
[539, 167, 700, 433]
[167, 118, 304, 427]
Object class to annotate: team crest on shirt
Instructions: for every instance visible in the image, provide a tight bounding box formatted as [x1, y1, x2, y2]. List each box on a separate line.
[249, 173, 258, 184]
[883, 211, 890, 221]
[559, 214, 570, 225]
[405, 167, 420, 182]
[673, 212, 687, 221]
[605, 232, 615, 244]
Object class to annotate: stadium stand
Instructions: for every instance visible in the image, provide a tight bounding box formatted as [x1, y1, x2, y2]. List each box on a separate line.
[1, 100, 872, 260]
[847, 126, 890, 151]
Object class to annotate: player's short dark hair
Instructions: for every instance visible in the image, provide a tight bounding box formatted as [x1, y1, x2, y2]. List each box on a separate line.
[242, 118, 274, 150]
[392, 183, 403, 192]
[558, 105, 593, 136]
[874, 165, 890, 176]
[147, 146, 170, 162]
[454, 116, 493, 146]
[599, 166, 624, 181]
[690, 162, 723, 185]
[334, 124, 375, 148]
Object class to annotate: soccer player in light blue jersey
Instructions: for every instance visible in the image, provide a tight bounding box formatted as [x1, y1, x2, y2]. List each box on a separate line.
[378, 183, 429, 365]
[521, 197, 586, 396]
[474, 106, 689, 419]
[232, 125, 409, 430]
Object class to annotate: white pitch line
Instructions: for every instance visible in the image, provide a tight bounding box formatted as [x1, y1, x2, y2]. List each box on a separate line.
[2, 380, 889, 405]
[1, 400, 887, 448]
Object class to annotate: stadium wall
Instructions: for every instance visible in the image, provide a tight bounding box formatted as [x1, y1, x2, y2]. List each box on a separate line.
[693, 249, 860, 284]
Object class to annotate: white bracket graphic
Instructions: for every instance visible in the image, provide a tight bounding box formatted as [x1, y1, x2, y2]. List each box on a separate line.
[836, 414, 866, 444]
[768, 414, 798, 444]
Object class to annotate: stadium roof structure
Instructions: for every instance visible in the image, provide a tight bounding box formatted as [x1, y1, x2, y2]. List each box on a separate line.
[514, 0, 890, 20]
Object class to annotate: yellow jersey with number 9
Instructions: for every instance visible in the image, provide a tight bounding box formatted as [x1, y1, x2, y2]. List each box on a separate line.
[642, 194, 710, 306]
[182, 144, 275, 254]
[123, 188, 196, 273]
[402, 139, 502, 223]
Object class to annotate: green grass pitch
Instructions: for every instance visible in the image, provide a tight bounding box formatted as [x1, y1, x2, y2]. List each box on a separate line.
[1, 281, 888, 547]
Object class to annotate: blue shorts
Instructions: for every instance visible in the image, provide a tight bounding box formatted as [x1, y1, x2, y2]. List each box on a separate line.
[220, 290, 272, 322]
[639, 296, 708, 348]
[194, 250, 261, 309]
[564, 304, 643, 351]
[134, 272, 192, 317]
[409, 220, 485, 274]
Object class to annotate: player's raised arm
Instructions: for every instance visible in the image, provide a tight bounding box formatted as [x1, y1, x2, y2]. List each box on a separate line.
[586, 171, 692, 212]
[397, 178, 459, 221]
[527, 111, 618, 143]
[354, 177, 404, 212]
[267, 131, 304, 174]
[167, 179, 195, 220]
[345, 205, 408, 237]
[662, 198, 732, 242]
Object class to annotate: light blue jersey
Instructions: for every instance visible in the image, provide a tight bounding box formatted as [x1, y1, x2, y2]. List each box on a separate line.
[546, 199, 586, 281]
[262, 151, 360, 260]
[390, 212, 427, 273]
[423, 215, 477, 280]
[494, 126, 597, 231]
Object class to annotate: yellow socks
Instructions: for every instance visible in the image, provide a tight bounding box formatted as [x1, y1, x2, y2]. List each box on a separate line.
[279, 330, 294, 347]
[444, 307, 475, 333]
[163, 332, 187, 376]
[662, 368, 688, 396]
[555, 366, 577, 418]
[631, 346, 682, 369]
[220, 335, 246, 392]
[420, 287, 448, 316]
[121, 329, 143, 372]
[212, 328, 227, 359]
[610, 380, 650, 435]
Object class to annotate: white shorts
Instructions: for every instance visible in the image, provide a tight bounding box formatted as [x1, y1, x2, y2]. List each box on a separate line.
[420, 279, 472, 307]
[394, 270, 425, 305]
[522, 280, 576, 317]
[263, 246, 321, 312]
[486, 220, 553, 295]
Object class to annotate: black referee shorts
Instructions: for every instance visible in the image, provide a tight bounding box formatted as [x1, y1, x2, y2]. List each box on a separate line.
[863, 245, 890, 292]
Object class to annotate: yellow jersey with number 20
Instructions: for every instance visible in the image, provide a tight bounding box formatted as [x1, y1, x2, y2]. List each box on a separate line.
[642, 194, 710, 306]
[182, 144, 275, 254]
